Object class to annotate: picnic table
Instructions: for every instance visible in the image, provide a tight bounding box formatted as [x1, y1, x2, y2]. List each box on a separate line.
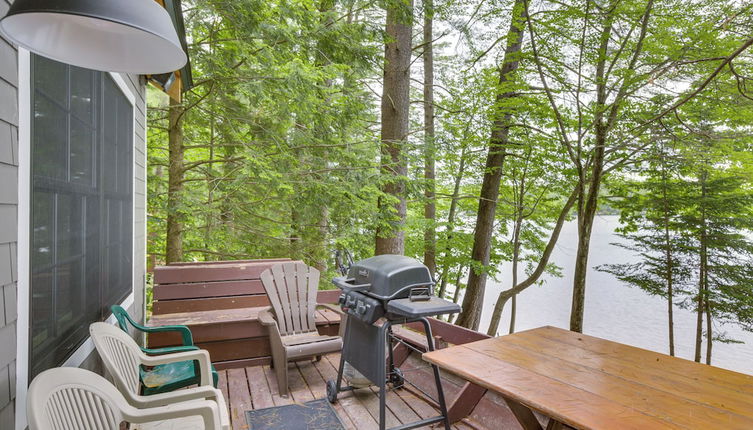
[423, 325, 753, 430]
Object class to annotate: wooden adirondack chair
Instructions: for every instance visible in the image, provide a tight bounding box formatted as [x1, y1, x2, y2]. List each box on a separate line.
[27, 367, 225, 430]
[111, 305, 219, 394]
[259, 262, 343, 396]
[89, 322, 230, 429]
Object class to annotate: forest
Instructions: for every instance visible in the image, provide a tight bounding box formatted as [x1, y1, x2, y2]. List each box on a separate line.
[146, 0, 753, 365]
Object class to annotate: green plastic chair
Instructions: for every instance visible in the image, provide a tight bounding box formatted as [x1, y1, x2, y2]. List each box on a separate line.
[110, 305, 219, 395]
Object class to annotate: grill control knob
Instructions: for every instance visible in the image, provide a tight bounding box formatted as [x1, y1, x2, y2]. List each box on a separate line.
[338, 294, 346, 306]
[356, 302, 366, 315]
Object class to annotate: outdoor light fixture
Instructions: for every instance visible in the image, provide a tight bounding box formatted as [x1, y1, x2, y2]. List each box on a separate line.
[0, 0, 187, 74]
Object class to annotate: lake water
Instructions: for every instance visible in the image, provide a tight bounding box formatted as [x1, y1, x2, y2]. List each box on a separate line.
[474, 215, 753, 375]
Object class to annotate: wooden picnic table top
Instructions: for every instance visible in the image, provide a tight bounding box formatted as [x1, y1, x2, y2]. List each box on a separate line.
[423, 325, 753, 430]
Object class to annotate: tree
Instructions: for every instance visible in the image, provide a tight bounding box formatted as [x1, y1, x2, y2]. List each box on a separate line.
[149, 0, 382, 270]
[375, 0, 414, 256]
[680, 136, 753, 364]
[524, 0, 752, 332]
[166, 100, 185, 263]
[456, 0, 528, 330]
[422, 0, 437, 276]
[598, 138, 690, 356]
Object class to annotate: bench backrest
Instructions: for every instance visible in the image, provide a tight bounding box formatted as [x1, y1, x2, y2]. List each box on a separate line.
[152, 259, 293, 315]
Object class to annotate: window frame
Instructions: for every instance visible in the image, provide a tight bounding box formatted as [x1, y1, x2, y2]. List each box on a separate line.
[15, 48, 138, 430]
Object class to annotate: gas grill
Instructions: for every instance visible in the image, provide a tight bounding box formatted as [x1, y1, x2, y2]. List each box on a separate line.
[326, 255, 461, 430]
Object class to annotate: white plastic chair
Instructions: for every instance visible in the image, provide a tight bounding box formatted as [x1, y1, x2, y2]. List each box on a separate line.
[27, 367, 222, 430]
[89, 322, 230, 429]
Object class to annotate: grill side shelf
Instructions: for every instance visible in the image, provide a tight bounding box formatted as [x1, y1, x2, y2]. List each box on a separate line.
[386, 297, 461, 318]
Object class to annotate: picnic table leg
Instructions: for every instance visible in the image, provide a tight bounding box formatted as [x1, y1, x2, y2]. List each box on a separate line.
[545, 419, 564, 430]
[502, 396, 543, 430]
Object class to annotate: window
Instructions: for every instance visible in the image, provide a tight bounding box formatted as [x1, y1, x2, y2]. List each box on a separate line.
[29, 55, 133, 378]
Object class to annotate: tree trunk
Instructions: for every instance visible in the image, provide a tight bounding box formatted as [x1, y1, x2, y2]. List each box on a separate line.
[312, 0, 335, 272]
[452, 267, 464, 304]
[456, 0, 527, 330]
[422, 0, 437, 276]
[450, 266, 465, 324]
[508, 211, 523, 334]
[695, 174, 708, 362]
[166, 100, 185, 263]
[204, 114, 216, 261]
[570, 198, 599, 332]
[438, 145, 468, 299]
[661, 163, 675, 356]
[375, 0, 413, 256]
[314, 206, 329, 273]
[705, 294, 712, 365]
[486, 186, 578, 336]
[569, 8, 614, 333]
[695, 264, 705, 363]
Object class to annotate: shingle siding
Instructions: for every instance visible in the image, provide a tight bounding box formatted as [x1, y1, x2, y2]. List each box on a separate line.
[0, 163, 18, 204]
[0, 122, 13, 164]
[0, 3, 18, 422]
[0, 38, 17, 87]
[0, 80, 17, 125]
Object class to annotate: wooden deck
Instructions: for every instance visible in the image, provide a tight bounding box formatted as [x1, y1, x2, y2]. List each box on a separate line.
[216, 352, 482, 430]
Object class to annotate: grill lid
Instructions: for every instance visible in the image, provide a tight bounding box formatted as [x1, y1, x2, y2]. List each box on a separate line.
[333, 254, 434, 300]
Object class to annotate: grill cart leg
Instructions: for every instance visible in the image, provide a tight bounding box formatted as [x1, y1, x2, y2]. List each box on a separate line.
[327, 316, 355, 404]
[378, 321, 391, 430]
[419, 317, 451, 430]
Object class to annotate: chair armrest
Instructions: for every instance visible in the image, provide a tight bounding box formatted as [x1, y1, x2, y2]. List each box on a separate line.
[259, 307, 286, 360]
[141, 349, 213, 387]
[141, 345, 200, 355]
[142, 324, 194, 347]
[133, 385, 221, 408]
[258, 307, 277, 326]
[123, 399, 224, 430]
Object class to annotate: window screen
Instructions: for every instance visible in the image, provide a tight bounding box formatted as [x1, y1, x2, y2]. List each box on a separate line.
[30, 55, 133, 378]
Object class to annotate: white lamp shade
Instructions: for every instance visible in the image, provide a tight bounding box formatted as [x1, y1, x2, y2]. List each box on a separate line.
[0, 0, 187, 74]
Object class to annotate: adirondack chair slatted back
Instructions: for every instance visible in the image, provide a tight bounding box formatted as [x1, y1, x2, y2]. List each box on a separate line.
[261, 262, 320, 336]
[90, 323, 144, 397]
[28, 368, 126, 430]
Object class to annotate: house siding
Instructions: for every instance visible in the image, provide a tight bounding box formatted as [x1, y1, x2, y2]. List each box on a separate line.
[0, 0, 148, 423]
[0, 0, 19, 427]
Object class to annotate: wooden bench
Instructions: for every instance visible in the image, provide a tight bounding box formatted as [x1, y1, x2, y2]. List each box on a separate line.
[147, 259, 342, 369]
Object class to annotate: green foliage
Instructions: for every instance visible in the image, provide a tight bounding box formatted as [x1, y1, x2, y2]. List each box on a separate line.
[145, 0, 753, 349]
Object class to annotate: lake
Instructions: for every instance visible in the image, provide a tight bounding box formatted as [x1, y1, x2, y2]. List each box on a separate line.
[475, 214, 753, 375]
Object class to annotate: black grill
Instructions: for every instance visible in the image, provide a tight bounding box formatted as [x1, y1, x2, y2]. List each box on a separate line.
[326, 255, 460, 430]
[333, 254, 459, 324]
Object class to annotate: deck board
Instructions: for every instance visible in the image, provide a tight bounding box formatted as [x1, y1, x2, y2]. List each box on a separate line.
[227, 368, 253, 430]
[298, 358, 357, 430]
[315, 353, 378, 429]
[261, 364, 294, 406]
[245, 365, 274, 410]
[213, 352, 481, 430]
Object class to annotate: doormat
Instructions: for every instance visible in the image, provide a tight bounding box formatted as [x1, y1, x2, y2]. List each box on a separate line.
[245, 398, 346, 430]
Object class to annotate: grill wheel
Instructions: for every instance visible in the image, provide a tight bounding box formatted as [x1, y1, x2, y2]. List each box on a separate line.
[389, 368, 405, 389]
[326, 379, 338, 403]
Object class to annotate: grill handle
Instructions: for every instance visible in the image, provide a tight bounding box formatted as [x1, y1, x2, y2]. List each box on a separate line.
[409, 287, 431, 302]
[332, 276, 371, 292]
